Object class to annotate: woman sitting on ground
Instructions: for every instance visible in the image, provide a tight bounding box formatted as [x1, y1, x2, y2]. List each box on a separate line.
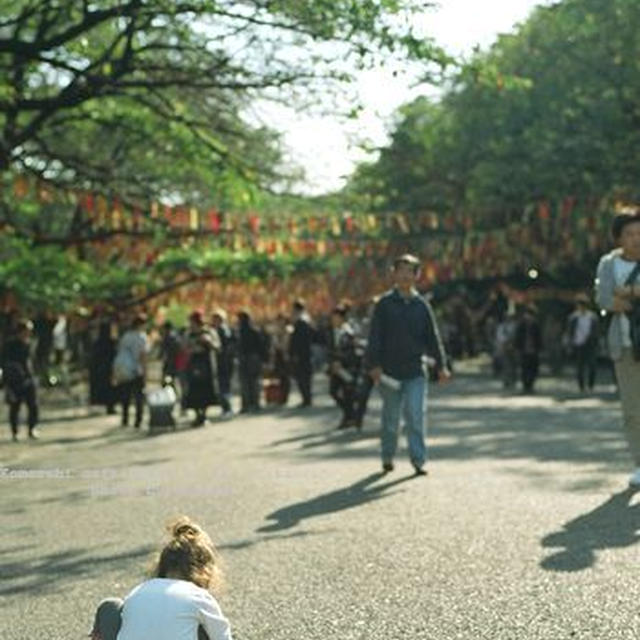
[89, 516, 233, 640]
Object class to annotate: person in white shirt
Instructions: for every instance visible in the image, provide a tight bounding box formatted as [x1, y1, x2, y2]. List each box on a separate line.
[566, 294, 600, 392]
[113, 314, 149, 428]
[89, 516, 233, 640]
[595, 212, 640, 488]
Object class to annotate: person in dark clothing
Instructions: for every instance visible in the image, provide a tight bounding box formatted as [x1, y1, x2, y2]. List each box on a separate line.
[212, 309, 236, 417]
[2, 319, 40, 441]
[160, 321, 181, 383]
[184, 311, 219, 427]
[327, 305, 361, 429]
[237, 311, 265, 413]
[365, 254, 450, 475]
[33, 311, 55, 383]
[89, 320, 117, 414]
[270, 314, 291, 406]
[289, 299, 314, 407]
[515, 305, 543, 393]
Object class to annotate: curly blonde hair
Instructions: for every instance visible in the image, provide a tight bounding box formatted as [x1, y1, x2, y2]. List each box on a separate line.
[152, 516, 224, 594]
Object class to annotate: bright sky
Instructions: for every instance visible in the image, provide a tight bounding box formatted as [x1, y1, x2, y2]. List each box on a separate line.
[268, 0, 552, 195]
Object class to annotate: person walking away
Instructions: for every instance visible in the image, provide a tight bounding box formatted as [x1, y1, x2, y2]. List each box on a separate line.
[236, 310, 265, 413]
[270, 313, 292, 406]
[174, 327, 190, 413]
[113, 314, 149, 429]
[514, 305, 542, 393]
[494, 309, 518, 389]
[184, 311, 220, 427]
[1, 319, 40, 441]
[89, 320, 117, 414]
[89, 516, 233, 640]
[327, 304, 360, 429]
[211, 309, 236, 417]
[159, 321, 181, 385]
[566, 294, 600, 392]
[33, 310, 55, 384]
[289, 299, 315, 407]
[365, 254, 450, 475]
[595, 212, 640, 488]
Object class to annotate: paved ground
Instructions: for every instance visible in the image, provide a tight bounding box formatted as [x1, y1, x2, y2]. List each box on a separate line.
[1, 360, 639, 639]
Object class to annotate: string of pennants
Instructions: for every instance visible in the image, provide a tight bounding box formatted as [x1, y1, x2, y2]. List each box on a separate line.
[8, 173, 614, 282]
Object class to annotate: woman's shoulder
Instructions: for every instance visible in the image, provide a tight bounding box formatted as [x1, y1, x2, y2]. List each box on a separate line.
[127, 577, 213, 599]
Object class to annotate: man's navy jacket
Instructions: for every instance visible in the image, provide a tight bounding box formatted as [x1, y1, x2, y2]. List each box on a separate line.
[365, 288, 447, 380]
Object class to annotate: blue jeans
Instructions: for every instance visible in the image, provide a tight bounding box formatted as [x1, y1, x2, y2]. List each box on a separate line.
[379, 376, 427, 467]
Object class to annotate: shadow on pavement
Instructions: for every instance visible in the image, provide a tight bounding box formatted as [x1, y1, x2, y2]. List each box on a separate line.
[285, 390, 626, 469]
[540, 487, 640, 572]
[219, 529, 329, 552]
[256, 471, 417, 533]
[0, 544, 154, 597]
[269, 430, 331, 446]
[38, 409, 108, 424]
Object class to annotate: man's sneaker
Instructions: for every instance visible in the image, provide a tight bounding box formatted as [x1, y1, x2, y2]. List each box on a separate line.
[628, 468, 640, 488]
[413, 465, 428, 477]
[382, 461, 394, 473]
[28, 428, 40, 440]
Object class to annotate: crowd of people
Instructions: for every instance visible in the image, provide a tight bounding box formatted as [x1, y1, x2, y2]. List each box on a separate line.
[2, 215, 640, 487]
[0, 261, 622, 444]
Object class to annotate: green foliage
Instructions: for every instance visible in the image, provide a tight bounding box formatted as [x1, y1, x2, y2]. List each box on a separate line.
[346, 0, 640, 220]
[0, 236, 94, 311]
[0, 232, 341, 311]
[0, 0, 443, 207]
[0, 0, 442, 309]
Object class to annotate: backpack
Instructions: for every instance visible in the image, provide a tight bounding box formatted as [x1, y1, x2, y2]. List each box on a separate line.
[112, 348, 135, 384]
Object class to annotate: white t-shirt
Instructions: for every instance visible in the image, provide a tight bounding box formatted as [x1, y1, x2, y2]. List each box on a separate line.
[569, 310, 597, 347]
[52, 316, 68, 351]
[117, 578, 233, 640]
[613, 256, 637, 347]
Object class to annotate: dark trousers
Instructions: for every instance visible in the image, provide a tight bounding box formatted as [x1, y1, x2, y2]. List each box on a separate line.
[119, 376, 144, 427]
[521, 353, 539, 392]
[218, 372, 232, 413]
[575, 343, 597, 390]
[355, 374, 374, 425]
[294, 364, 312, 406]
[8, 384, 38, 434]
[239, 355, 261, 411]
[329, 375, 357, 423]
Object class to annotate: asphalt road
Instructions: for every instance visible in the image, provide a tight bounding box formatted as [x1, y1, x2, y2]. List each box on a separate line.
[1, 360, 638, 639]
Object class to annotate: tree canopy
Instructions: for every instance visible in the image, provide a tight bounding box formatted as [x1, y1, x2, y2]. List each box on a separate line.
[0, 0, 446, 311]
[345, 0, 640, 222]
[0, 0, 444, 203]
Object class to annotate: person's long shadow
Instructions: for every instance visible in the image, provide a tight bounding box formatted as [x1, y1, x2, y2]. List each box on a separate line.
[540, 487, 640, 572]
[256, 471, 416, 533]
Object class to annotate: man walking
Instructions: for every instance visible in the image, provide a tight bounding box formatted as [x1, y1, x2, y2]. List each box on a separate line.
[289, 299, 315, 407]
[212, 308, 236, 418]
[366, 254, 450, 475]
[595, 212, 640, 487]
[514, 305, 542, 394]
[113, 314, 149, 429]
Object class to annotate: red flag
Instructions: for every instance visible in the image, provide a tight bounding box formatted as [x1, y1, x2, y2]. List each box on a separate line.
[208, 209, 220, 233]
